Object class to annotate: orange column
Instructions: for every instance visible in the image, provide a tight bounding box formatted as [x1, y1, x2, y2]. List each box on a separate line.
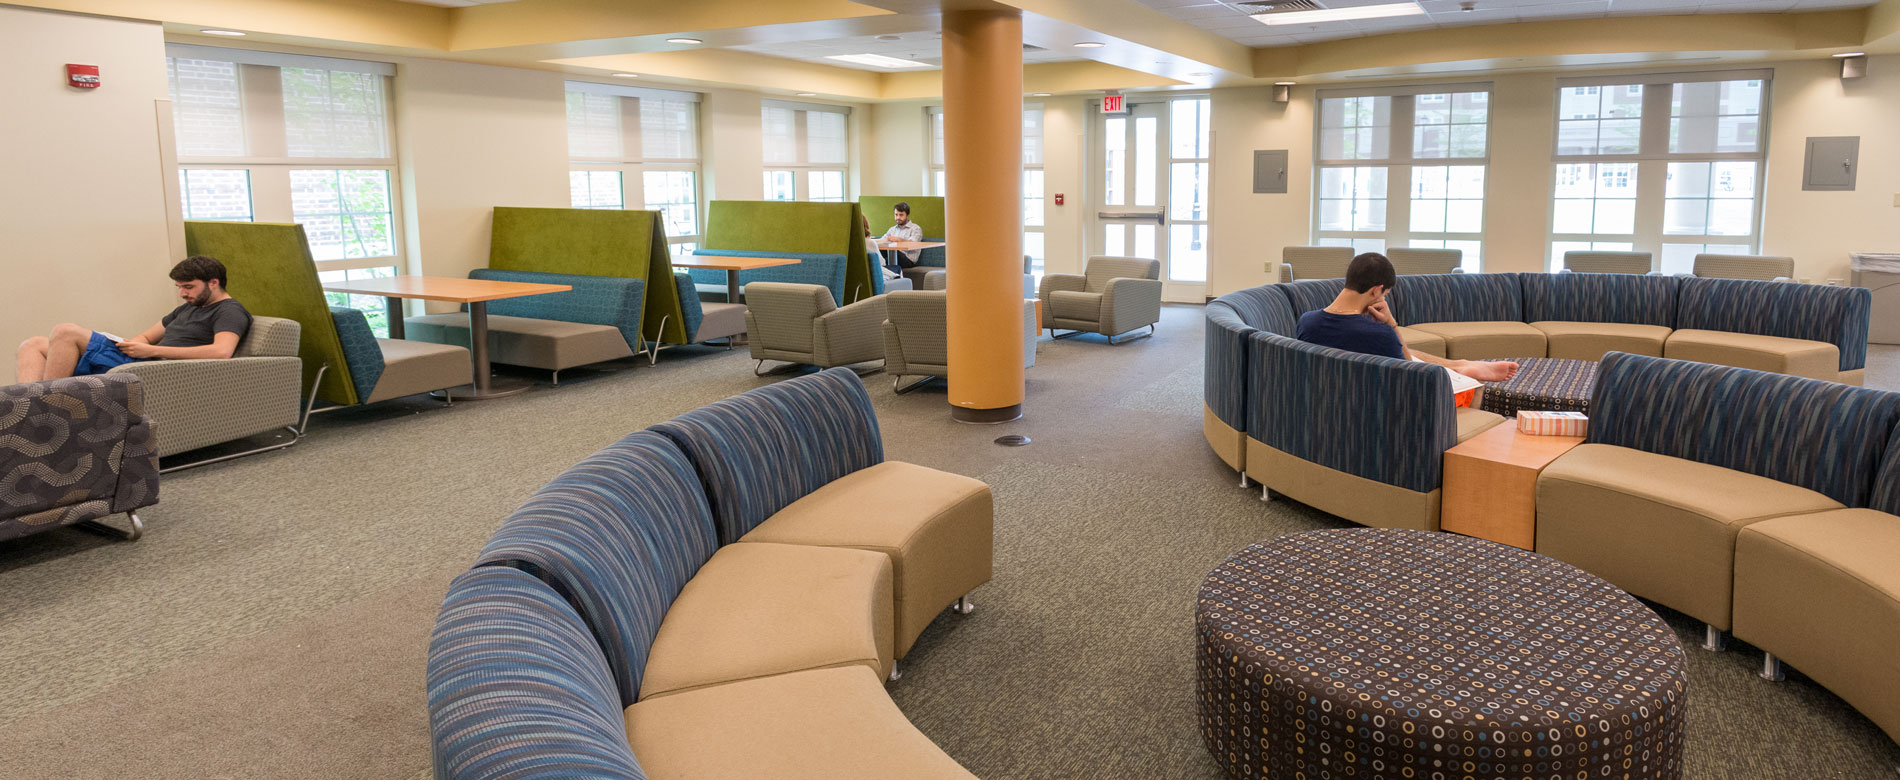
[943, 6, 1025, 423]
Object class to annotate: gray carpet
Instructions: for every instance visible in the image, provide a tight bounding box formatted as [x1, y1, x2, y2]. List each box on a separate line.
[1, 308, 1897, 780]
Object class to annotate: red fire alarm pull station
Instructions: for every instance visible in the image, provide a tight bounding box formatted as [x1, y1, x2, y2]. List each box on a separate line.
[67, 64, 100, 89]
[1054, 193, 1065, 206]
[1102, 94, 1125, 114]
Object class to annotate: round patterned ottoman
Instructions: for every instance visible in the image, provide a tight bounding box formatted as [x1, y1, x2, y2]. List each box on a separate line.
[1195, 529, 1686, 780]
[1478, 357, 1598, 418]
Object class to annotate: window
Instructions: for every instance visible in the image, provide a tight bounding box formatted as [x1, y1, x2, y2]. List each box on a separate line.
[166, 44, 401, 336]
[1168, 98, 1211, 283]
[1548, 72, 1769, 272]
[925, 105, 1047, 276]
[762, 101, 851, 201]
[1314, 87, 1490, 270]
[566, 83, 703, 253]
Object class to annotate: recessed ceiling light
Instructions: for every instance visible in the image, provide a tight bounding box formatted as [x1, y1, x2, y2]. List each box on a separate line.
[666, 37, 703, 45]
[1254, 3, 1424, 25]
[1189, 72, 1212, 77]
[611, 72, 640, 78]
[824, 53, 933, 69]
[796, 92, 817, 97]
[200, 29, 246, 36]
[1031, 92, 1053, 97]
[876, 35, 902, 41]
[1275, 81, 1297, 85]
[1074, 42, 1106, 49]
[1833, 51, 1866, 58]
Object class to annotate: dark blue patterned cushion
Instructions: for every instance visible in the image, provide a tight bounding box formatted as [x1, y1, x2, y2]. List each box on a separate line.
[918, 236, 946, 268]
[1871, 426, 1900, 516]
[1246, 332, 1458, 493]
[1277, 279, 1348, 317]
[471, 269, 647, 352]
[329, 307, 383, 404]
[670, 273, 705, 343]
[476, 431, 717, 706]
[1589, 353, 1900, 508]
[1520, 272, 1678, 328]
[686, 249, 851, 304]
[1675, 277, 1872, 371]
[427, 566, 649, 780]
[650, 368, 884, 545]
[1389, 273, 1524, 326]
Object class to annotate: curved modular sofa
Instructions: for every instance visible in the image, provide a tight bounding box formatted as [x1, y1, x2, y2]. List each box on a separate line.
[428, 368, 991, 779]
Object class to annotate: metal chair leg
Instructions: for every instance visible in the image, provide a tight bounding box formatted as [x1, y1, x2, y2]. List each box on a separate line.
[1703, 624, 1728, 652]
[892, 375, 933, 394]
[79, 510, 143, 542]
[1761, 653, 1785, 681]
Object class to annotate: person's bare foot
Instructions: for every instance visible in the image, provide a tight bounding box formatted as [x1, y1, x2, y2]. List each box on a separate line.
[1460, 360, 1518, 382]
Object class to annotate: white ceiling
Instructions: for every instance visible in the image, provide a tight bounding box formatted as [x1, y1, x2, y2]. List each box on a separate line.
[731, 32, 1082, 71]
[1132, 0, 1882, 46]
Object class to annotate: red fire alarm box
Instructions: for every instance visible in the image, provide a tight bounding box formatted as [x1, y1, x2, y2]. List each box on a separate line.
[1054, 193, 1065, 206]
[67, 64, 100, 89]
[1102, 94, 1125, 114]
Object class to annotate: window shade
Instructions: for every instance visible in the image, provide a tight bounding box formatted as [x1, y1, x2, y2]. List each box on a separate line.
[565, 91, 622, 159]
[762, 105, 798, 164]
[168, 57, 246, 157]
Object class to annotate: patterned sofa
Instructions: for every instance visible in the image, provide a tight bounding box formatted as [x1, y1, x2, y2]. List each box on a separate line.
[427, 369, 992, 779]
[0, 374, 159, 542]
[1534, 352, 1900, 745]
[405, 269, 648, 381]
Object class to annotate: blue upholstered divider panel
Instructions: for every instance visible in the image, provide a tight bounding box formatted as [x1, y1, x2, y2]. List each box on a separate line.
[1390, 273, 1524, 325]
[1872, 426, 1900, 516]
[329, 307, 383, 404]
[651, 368, 885, 545]
[1205, 302, 1253, 433]
[1675, 277, 1872, 371]
[470, 268, 647, 351]
[476, 431, 718, 707]
[1520, 272, 1678, 327]
[1247, 332, 1458, 493]
[1277, 279, 1348, 316]
[919, 237, 946, 268]
[1589, 353, 1900, 508]
[669, 273, 705, 343]
[427, 566, 649, 780]
[685, 249, 851, 304]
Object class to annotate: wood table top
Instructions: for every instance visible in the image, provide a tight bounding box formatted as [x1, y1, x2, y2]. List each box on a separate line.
[1446, 422, 1583, 470]
[673, 255, 803, 271]
[876, 240, 947, 251]
[320, 275, 571, 303]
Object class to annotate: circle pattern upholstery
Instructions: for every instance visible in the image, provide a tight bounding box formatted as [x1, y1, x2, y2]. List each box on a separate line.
[1195, 529, 1686, 780]
[1479, 357, 1598, 418]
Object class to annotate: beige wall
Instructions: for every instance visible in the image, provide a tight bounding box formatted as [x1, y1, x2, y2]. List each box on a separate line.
[0, 6, 177, 357]
[1762, 55, 1900, 284]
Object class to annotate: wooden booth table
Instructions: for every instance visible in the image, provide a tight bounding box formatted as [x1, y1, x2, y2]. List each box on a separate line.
[321, 275, 570, 400]
[1441, 422, 1585, 549]
[673, 254, 802, 304]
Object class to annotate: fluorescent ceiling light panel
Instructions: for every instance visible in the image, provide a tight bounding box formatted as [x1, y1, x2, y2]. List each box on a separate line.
[1254, 3, 1424, 25]
[824, 53, 933, 69]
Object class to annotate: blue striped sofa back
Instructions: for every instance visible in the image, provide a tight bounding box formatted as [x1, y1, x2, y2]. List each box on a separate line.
[1675, 277, 1872, 371]
[1589, 353, 1900, 508]
[1391, 272, 1524, 326]
[1875, 426, 1900, 516]
[1277, 278, 1348, 317]
[471, 268, 647, 352]
[686, 249, 852, 303]
[427, 566, 650, 780]
[1520, 272, 1677, 328]
[651, 368, 885, 545]
[1246, 332, 1458, 494]
[476, 431, 718, 707]
[1205, 287, 1295, 433]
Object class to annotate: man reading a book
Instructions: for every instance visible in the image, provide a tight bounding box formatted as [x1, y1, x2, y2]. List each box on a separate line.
[1295, 252, 1518, 382]
[15, 256, 253, 383]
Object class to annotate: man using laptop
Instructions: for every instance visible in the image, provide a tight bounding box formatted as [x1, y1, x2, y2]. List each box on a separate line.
[15, 255, 253, 382]
[1296, 252, 1518, 382]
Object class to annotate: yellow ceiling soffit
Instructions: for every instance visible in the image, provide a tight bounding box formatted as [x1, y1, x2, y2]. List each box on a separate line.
[545, 49, 884, 99]
[447, 0, 892, 52]
[1262, 11, 1870, 78]
[877, 59, 1182, 100]
[1865, 0, 1900, 48]
[995, 0, 1253, 76]
[11, 0, 452, 50]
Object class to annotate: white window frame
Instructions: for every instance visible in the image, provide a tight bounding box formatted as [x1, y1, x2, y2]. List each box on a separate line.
[926, 104, 1047, 275]
[1547, 69, 1771, 272]
[566, 82, 704, 252]
[763, 100, 851, 202]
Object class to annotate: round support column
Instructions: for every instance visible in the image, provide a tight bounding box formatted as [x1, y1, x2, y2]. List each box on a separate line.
[943, 7, 1025, 423]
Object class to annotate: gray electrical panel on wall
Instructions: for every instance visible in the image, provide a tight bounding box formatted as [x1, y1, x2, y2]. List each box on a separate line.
[1254, 150, 1288, 194]
[1803, 136, 1859, 191]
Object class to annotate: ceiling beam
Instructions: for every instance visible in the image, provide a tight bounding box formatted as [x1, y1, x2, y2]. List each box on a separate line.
[446, 0, 892, 52]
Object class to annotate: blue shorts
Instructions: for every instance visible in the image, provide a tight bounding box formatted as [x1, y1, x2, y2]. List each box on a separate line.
[73, 331, 152, 376]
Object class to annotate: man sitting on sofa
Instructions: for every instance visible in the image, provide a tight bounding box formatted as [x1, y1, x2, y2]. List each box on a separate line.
[15, 255, 253, 382]
[1296, 252, 1518, 382]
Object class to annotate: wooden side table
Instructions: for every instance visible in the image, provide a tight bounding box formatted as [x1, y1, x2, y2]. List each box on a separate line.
[1441, 423, 1585, 550]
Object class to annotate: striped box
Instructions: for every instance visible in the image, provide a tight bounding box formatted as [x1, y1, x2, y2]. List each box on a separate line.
[1518, 411, 1588, 437]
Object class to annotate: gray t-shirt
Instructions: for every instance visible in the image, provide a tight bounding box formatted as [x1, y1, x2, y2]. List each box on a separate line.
[158, 298, 252, 348]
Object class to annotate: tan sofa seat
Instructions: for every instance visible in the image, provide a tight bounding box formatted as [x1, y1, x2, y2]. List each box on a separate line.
[742, 461, 993, 659]
[1407, 321, 1547, 360]
[1456, 406, 1506, 442]
[625, 665, 977, 779]
[1396, 326, 1445, 357]
[639, 542, 892, 700]
[404, 313, 633, 371]
[1530, 321, 1671, 362]
[1734, 509, 1900, 744]
[1663, 329, 1839, 381]
[364, 338, 471, 403]
[1535, 444, 1842, 629]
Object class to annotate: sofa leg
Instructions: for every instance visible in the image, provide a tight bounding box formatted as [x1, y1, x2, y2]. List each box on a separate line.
[550, 369, 560, 386]
[886, 661, 902, 683]
[1702, 624, 1728, 652]
[893, 375, 933, 395]
[1108, 328, 1153, 345]
[1238, 472, 1250, 488]
[1761, 653, 1785, 681]
[1260, 484, 1273, 502]
[954, 596, 975, 615]
[79, 511, 143, 542]
[1051, 329, 1082, 340]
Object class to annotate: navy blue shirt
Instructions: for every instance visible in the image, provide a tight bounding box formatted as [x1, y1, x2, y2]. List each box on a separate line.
[1296, 309, 1405, 359]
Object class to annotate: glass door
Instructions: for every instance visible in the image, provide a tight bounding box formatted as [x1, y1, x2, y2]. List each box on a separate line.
[1092, 98, 1209, 302]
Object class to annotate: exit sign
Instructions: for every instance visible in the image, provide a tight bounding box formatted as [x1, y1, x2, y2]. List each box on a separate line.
[1103, 94, 1126, 114]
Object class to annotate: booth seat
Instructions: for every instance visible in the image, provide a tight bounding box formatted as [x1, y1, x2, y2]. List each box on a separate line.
[404, 269, 647, 380]
[428, 369, 991, 779]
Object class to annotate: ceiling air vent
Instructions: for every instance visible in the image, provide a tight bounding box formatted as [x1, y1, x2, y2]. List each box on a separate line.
[1235, 0, 1326, 15]
[1023, 43, 1047, 52]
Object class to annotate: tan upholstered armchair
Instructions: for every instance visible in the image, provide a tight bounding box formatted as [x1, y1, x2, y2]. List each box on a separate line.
[882, 290, 1037, 393]
[1563, 250, 1653, 274]
[1039, 256, 1163, 343]
[107, 315, 315, 469]
[1691, 253, 1795, 282]
[1277, 246, 1353, 282]
[1386, 247, 1465, 275]
[743, 282, 889, 374]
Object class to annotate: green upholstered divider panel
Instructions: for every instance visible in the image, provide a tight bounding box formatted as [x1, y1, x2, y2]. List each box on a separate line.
[489, 207, 686, 344]
[183, 221, 359, 405]
[859, 196, 946, 240]
[703, 201, 874, 303]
